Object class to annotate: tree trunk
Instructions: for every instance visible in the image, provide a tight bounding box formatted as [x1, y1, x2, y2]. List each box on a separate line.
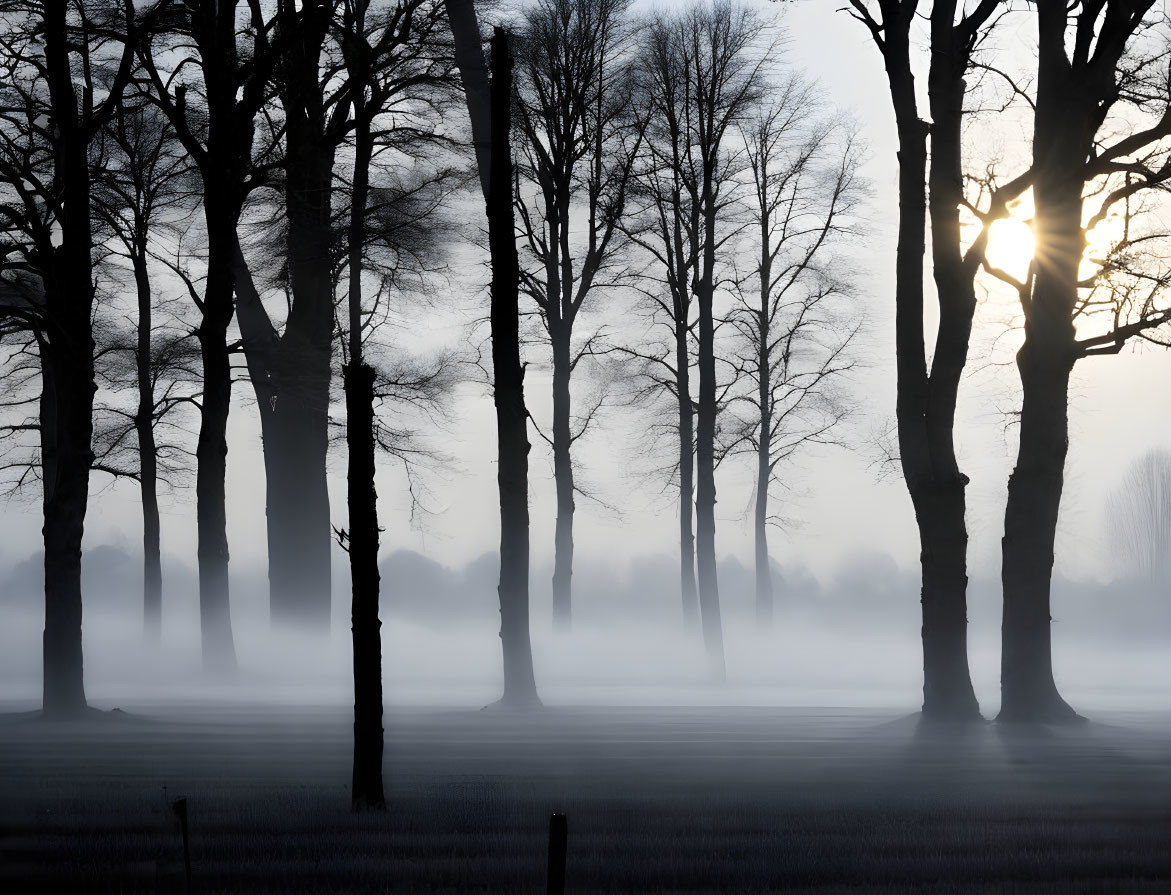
[998, 4, 1086, 724]
[872, 5, 981, 721]
[551, 327, 574, 631]
[490, 28, 540, 707]
[257, 1, 335, 632]
[195, 209, 238, 674]
[263, 399, 331, 631]
[754, 428, 772, 628]
[39, 0, 98, 715]
[917, 4, 980, 720]
[133, 253, 162, 643]
[346, 362, 385, 809]
[755, 268, 772, 628]
[694, 196, 725, 680]
[999, 346, 1078, 722]
[40, 342, 93, 715]
[676, 326, 699, 630]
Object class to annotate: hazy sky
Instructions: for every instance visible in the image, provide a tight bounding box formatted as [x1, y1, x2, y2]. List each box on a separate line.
[3, 0, 1169, 595]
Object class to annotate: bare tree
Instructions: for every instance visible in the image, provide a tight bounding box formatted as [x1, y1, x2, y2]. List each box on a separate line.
[626, 1, 769, 678]
[0, 0, 138, 714]
[1106, 450, 1171, 584]
[139, 0, 284, 673]
[512, 0, 642, 631]
[91, 96, 195, 642]
[989, 0, 1171, 722]
[722, 98, 865, 627]
[446, 0, 541, 707]
[846, 0, 1026, 721]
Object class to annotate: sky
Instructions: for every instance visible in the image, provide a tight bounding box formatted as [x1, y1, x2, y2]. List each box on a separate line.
[3, 0, 1171, 601]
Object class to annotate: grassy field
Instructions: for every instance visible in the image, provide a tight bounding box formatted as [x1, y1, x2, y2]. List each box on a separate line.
[1, 703, 1169, 893]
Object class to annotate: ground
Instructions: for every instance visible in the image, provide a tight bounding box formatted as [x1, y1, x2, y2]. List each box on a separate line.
[1, 704, 1169, 893]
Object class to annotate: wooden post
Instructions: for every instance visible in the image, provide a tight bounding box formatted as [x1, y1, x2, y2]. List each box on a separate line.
[547, 812, 567, 895]
[172, 798, 192, 893]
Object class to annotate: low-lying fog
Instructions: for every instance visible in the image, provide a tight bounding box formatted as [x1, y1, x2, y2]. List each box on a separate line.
[1, 546, 1168, 713]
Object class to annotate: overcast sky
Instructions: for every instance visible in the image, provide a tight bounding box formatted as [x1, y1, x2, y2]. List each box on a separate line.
[2, 0, 1168, 596]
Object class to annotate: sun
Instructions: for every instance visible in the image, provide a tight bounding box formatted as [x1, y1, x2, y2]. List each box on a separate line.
[985, 217, 1036, 284]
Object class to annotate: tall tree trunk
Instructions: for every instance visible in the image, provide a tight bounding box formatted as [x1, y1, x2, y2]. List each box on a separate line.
[872, 5, 980, 721]
[255, 0, 334, 633]
[345, 115, 386, 810]
[133, 253, 162, 643]
[694, 196, 725, 680]
[918, 2, 980, 720]
[754, 402, 772, 628]
[755, 245, 773, 629]
[551, 327, 574, 631]
[490, 27, 540, 707]
[999, 346, 1078, 721]
[195, 205, 238, 674]
[40, 341, 93, 714]
[39, 0, 98, 714]
[676, 337, 698, 630]
[998, 2, 1086, 723]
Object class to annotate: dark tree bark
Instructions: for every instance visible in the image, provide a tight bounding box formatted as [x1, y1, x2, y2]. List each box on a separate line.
[852, 0, 985, 721]
[237, 0, 336, 633]
[140, 0, 283, 673]
[676, 331, 699, 630]
[195, 195, 238, 673]
[489, 27, 541, 707]
[446, 1, 541, 706]
[36, 0, 135, 713]
[346, 112, 385, 810]
[693, 192, 724, 680]
[132, 252, 163, 642]
[550, 327, 575, 629]
[753, 334, 772, 627]
[997, 0, 1093, 723]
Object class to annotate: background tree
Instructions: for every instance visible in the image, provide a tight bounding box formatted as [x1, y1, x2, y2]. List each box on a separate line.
[91, 95, 195, 642]
[446, 0, 541, 707]
[513, 0, 642, 631]
[0, 0, 137, 714]
[1106, 450, 1171, 584]
[722, 98, 864, 627]
[139, 0, 284, 673]
[629, 0, 769, 678]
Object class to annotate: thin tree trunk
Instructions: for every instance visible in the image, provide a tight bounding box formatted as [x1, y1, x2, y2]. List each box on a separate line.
[754, 405, 772, 628]
[346, 114, 386, 810]
[755, 228, 773, 629]
[133, 253, 162, 643]
[551, 327, 574, 631]
[695, 195, 725, 680]
[195, 203, 238, 674]
[676, 340, 698, 630]
[490, 27, 540, 707]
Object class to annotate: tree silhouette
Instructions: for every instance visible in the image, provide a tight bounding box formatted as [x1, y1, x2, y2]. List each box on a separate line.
[0, 0, 138, 714]
[513, 0, 642, 631]
[722, 98, 864, 627]
[446, 0, 541, 707]
[993, 0, 1171, 722]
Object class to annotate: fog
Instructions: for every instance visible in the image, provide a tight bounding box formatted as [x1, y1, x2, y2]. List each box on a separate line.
[2, 545, 1167, 713]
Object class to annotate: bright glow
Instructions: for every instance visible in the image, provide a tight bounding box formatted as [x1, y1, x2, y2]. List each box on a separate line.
[985, 217, 1036, 283]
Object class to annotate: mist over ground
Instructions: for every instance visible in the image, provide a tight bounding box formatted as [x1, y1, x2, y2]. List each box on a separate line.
[2, 546, 1167, 713]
